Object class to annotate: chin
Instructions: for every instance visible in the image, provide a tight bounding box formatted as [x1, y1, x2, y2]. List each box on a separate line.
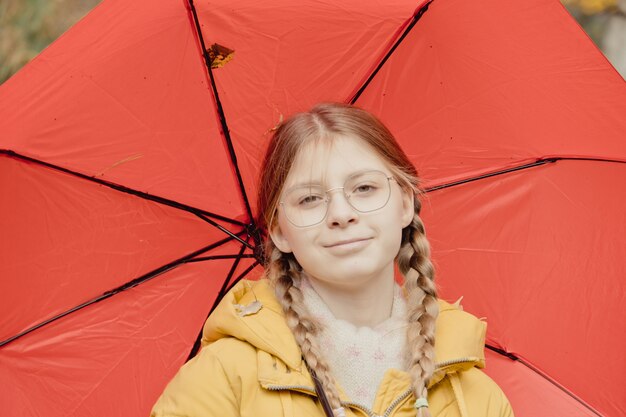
[328, 263, 388, 285]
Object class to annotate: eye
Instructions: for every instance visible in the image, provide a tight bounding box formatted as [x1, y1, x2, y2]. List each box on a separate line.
[298, 194, 324, 206]
[353, 183, 377, 194]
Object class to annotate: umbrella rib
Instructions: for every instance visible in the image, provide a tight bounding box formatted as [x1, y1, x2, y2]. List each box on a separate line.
[0, 149, 246, 227]
[348, 0, 433, 104]
[0, 232, 245, 348]
[194, 212, 255, 250]
[186, 253, 256, 262]
[211, 243, 248, 316]
[220, 260, 261, 296]
[486, 345, 603, 416]
[186, 242, 258, 360]
[185, 260, 261, 363]
[424, 156, 626, 193]
[187, 0, 255, 226]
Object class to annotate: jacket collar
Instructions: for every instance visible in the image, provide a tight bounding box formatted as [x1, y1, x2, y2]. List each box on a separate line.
[202, 279, 486, 389]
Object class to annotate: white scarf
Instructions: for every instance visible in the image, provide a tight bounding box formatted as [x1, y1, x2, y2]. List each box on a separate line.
[300, 278, 408, 408]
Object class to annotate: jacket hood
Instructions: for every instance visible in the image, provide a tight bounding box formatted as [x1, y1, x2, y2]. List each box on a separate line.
[201, 279, 486, 388]
[202, 279, 304, 369]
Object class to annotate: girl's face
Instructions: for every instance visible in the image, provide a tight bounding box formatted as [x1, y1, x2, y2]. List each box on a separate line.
[269, 134, 414, 290]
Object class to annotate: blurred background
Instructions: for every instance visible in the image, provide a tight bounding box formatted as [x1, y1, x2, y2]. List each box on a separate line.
[1, 0, 625, 85]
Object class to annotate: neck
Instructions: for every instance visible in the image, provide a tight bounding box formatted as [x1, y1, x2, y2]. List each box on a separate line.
[305, 270, 395, 328]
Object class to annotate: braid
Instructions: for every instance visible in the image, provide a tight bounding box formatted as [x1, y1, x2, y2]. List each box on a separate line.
[397, 197, 438, 417]
[266, 243, 343, 412]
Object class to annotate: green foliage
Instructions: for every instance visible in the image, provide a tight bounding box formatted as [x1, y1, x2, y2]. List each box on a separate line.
[0, 0, 101, 84]
[562, 0, 618, 14]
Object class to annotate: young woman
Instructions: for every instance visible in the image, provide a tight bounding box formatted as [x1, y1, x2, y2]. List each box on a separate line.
[151, 102, 513, 417]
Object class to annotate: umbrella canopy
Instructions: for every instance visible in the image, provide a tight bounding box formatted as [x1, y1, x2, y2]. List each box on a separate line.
[1, 0, 624, 416]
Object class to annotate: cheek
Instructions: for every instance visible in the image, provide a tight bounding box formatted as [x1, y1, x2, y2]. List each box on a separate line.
[380, 222, 404, 254]
[385, 195, 411, 228]
[285, 229, 320, 261]
[375, 200, 408, 250]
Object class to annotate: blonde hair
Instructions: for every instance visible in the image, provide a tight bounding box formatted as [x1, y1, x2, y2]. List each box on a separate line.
[257, 102, 438, 416]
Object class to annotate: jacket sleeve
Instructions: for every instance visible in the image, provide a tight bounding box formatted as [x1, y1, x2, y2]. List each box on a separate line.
[150, 346, 240, 417]
[490, 382, 514, 417]
[452, 368, 515, 417]
[477, 371, 514, 417]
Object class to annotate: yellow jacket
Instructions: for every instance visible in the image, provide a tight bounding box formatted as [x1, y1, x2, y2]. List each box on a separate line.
[151, 279, 513, 417]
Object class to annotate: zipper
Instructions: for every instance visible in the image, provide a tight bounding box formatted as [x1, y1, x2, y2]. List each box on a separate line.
[265, 384, 317, 396]
[265, 385, 412, 417]
[382, 388, 412, 417]
[265, 357, 478, 416]
[435, 356, 479, 369]
[342, 388, 413, 417]
[340, 401, 378, 417]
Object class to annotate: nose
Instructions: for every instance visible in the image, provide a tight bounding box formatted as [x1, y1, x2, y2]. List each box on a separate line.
[325, 188, 358, 227]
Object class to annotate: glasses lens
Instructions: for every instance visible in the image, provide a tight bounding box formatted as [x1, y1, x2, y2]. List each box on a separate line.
[345, 171, 391, 212]
[282, 185, 327, 227]
[280, 171, 392, 227]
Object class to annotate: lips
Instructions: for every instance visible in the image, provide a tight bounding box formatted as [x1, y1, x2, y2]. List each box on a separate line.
[324, 237, 371, 248]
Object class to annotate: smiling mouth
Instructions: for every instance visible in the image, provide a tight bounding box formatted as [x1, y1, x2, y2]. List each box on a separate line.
[325, 238, 371, 248]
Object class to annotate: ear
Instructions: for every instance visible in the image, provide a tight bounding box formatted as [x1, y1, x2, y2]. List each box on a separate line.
[269, 222, 293, 253]
[400, 187, 415, 229]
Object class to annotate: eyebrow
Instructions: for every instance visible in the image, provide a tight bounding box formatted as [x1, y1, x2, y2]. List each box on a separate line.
[282, 181, 323, 195]
[283, 169, 384, 192]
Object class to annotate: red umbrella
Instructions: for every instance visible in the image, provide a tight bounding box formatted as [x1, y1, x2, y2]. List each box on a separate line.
[1, 0, 624, 416]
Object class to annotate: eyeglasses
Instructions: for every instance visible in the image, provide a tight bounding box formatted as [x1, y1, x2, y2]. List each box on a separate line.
[278, 170, 396, 227]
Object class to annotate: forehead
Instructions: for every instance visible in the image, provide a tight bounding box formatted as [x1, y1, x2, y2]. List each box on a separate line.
[284, 135, 389, 188]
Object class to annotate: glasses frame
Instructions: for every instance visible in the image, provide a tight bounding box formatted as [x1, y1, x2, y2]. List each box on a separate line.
[276, 169, 397, 228]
